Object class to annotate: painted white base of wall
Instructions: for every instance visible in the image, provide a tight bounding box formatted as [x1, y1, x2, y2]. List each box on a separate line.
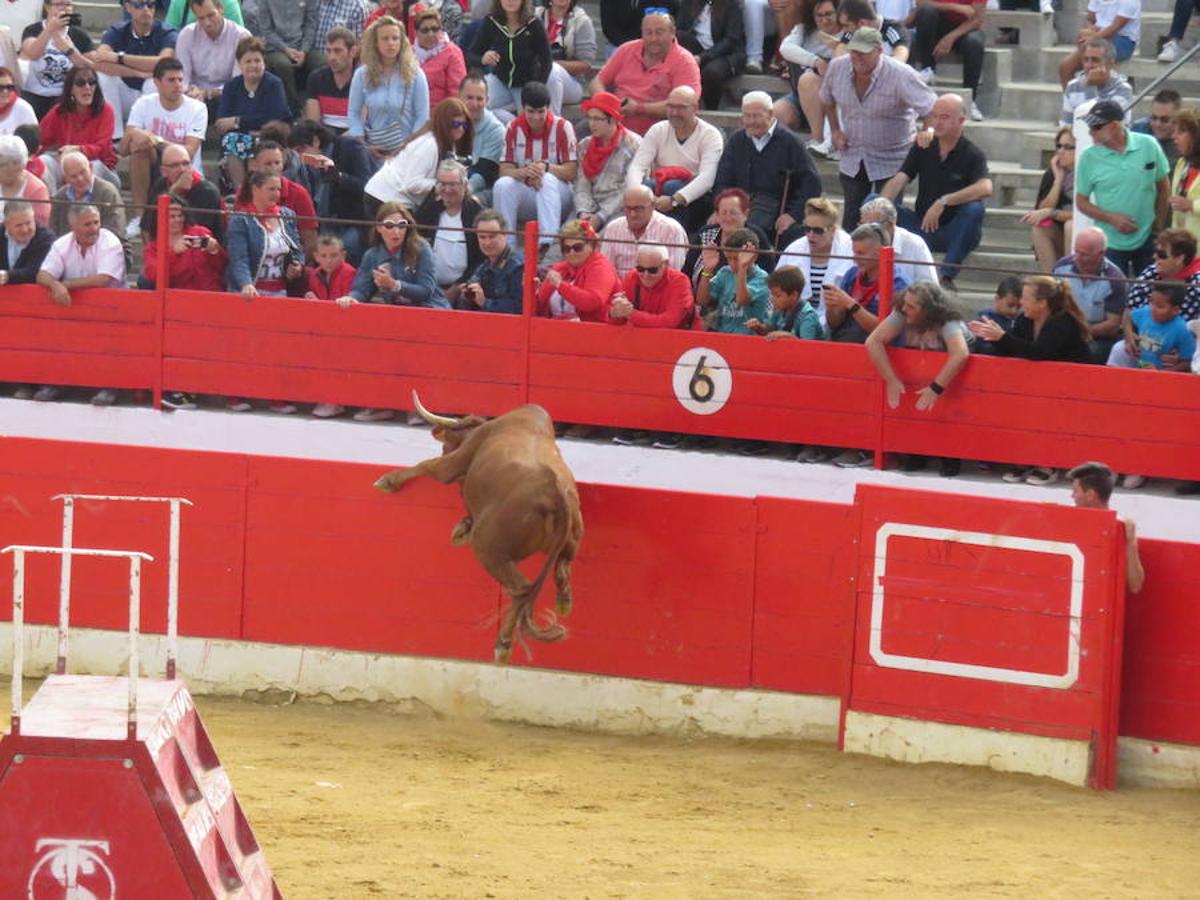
[5, 625, 1198, 789]
[843, 709, 1095, 787]
[0, 624, 839, 743]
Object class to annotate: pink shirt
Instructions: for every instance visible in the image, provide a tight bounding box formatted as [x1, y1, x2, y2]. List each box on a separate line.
[597, 39, 701, 135]
[1, 172, 51, 228]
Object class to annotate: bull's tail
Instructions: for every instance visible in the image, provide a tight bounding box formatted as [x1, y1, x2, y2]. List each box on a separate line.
[513, 487, 572, 647]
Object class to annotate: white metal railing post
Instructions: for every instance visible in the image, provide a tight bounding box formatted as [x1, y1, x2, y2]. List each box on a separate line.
[57, 497, 74, 675]
[51, 494, 191, 680]
[11, 548, 24, 736]
[3, 545, 154, 741]
[167, 499, 182, 680]
[128, 555, 141, 739]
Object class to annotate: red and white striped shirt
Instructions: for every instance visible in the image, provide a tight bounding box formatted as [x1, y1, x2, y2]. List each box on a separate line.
[502, 113, 578, 167]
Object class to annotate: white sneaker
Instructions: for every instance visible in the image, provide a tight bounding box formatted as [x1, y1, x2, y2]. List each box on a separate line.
[1039, 0, 1053, 14]
[806, 138, 840, 161]
[312, 402, 344, 418]
[125, 216, 142, 240]
[916, 66, 935, 85]
[1157, 39, 1181, 63]
[832, 449, 872, 468]
[969, 101, 984, 122]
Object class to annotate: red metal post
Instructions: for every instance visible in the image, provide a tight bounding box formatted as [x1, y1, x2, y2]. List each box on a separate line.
[153, 194, 170, 409]
[873, 245, 896, 469]
[521, 220, 539, 404]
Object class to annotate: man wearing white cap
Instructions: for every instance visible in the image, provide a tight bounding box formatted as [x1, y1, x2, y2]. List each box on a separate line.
[820, 26, 936, 231]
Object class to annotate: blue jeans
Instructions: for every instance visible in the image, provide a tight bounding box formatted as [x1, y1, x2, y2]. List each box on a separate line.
[896, 200, 985, 280]
[1104, 235, 1155, 277]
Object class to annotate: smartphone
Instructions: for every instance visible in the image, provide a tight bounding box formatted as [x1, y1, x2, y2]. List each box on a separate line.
[66, 12, 82, 27]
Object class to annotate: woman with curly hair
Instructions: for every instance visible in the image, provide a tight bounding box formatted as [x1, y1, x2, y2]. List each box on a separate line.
[348, 16, 431, 161]
[36, 63, 119, 191]
[365, 96, 474, 209]
[468, 0, 553, 120]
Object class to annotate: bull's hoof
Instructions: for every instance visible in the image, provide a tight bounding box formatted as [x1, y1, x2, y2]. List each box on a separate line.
[374, 474, 400, 493]
[555, 594, 573, 618]
[494, 640, 512, 664]
[450, 516, 474, 545]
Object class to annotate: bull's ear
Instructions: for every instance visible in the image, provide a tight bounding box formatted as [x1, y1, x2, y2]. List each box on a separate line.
[431, 425, 449, 443]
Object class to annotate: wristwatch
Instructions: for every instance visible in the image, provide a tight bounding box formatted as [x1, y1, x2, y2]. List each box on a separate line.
[848, 302, 862, 315]
[671, 193, 686, 209]
[117, 51, 125, 66]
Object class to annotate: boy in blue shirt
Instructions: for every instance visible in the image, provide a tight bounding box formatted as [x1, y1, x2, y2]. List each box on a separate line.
[697, 227, 771, 335]
[973, 275, 1022, 356]
[1117, 282, 1196, 370]
[748, 265, 824, 340]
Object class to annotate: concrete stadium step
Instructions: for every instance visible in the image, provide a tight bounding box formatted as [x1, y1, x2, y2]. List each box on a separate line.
[77, 1, 116, 38]
[963, 118, 1057, 174]
[983, 11, 1059, 49]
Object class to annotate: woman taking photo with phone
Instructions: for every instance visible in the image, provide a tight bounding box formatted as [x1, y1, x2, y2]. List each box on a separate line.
[140, 193, 227, 291]
[19, 0, 94, 118]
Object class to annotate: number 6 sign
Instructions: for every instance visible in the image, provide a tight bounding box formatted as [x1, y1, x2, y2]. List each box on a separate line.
[672, 347, 732, 415]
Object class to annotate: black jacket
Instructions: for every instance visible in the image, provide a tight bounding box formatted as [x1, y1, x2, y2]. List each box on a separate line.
[468, 17, 553, 89]
[0, 225, 55, 284]
[147, 175, 227, 243]
[676, 0, 744, 69]
[415, 193, 484, 284]
[600, 0, 677, 48]
[713, 125, 821, 223]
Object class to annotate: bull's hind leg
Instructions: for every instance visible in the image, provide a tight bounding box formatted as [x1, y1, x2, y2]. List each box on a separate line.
[488, 561, 533, 663]
[554, 557, 573, 617]
[374, 451, 473, 493]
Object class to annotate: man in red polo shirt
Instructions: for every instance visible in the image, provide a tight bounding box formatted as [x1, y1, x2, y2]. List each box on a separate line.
[588, 9, 701, 135]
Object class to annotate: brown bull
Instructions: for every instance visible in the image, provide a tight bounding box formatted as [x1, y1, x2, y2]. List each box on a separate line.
[374, 391, 584, 662]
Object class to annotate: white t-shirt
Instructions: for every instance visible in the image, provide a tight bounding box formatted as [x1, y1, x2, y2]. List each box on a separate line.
[127, 93, 209, 172]
[0, 97, 37, 136]
[1088, 0, 1140, 45]
[41, 229, 127, 286]
[433, 210, 467, 286]
[256, 226, 291, 286]
[875, 0, 914, 21]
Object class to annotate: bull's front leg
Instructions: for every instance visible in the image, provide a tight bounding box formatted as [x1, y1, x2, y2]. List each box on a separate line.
[374, 452, 472, 494]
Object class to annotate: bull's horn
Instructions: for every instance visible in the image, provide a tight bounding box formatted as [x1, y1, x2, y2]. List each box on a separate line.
[411, 390, 460, 427]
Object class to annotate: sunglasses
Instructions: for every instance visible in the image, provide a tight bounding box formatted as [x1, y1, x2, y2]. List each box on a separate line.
[635, 265, 661, 274]
[1155, 249, 1170, 259]
[0, 84, 15, 93]
[380, 220, 410, 229]
[561, 242, 586, 253]
[74, 78, 97, 87]
[449, 118, 468, 128]
[418, 25, 441, 33]
[128, 0, 154, 7]
[1056, 142, 1075, 150]
[803, 224, 828, 235]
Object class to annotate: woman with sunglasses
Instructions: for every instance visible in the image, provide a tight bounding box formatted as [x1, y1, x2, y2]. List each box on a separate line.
[535, 218, 619, 321]
[0, 68, 36, 137]
[338, 200, 447, 422]
[414, 9, 467, 107]
[1022, 127, 1076, 273]
[36, 64, 119, 192]
[365, 97, 474, 211]
[777, 196, 852, 331]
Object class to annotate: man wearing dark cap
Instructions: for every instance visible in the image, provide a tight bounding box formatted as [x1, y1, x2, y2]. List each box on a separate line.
[1076, 98, 1171, 276]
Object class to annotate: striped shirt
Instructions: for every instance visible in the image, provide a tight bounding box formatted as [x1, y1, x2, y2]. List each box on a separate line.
[600, 211, 688, 279]
[819, 53, 936, 182]
[501, 114, 578, 167]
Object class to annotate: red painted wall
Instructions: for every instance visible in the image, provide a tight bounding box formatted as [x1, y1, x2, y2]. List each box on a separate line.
[0, 437, 1196, 753]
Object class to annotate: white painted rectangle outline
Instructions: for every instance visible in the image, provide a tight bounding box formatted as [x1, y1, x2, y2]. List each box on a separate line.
[870, 523, 1084, 690]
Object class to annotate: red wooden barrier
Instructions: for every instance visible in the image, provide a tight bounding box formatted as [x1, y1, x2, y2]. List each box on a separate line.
[0, 288, 158, 392]
[845, 484, 1126, 788]
[1, 282, 1199, 478]
[1, 437, 1196, 768]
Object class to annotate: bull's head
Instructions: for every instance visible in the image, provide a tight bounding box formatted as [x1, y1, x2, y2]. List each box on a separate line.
[412, 391, 487, 453]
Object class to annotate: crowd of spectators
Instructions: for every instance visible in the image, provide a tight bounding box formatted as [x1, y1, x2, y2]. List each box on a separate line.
[0, 0, 1196, 489]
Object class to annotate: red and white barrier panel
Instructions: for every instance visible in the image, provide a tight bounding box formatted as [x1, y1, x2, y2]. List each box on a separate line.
[843, 485, 1126, 788]
[2, 435, 1198, 787]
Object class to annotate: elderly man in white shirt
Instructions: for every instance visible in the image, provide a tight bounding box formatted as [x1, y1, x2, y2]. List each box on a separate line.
[36, 203, 127, 404]
[625, 85, 724, 231]
[600, 184, 688, 279]
[858, 194, 939, 286]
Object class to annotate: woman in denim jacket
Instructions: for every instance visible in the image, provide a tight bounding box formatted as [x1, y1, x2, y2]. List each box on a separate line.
[224, 171, 304, 297]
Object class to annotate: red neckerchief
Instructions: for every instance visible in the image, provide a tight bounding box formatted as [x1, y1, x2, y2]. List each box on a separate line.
[1183, 166, 1200, 194]
[1177, 256, 1200, 281]
[851, 268, 881, 306]
[581, 122, 626, 181]
[512, 110, 558, 163]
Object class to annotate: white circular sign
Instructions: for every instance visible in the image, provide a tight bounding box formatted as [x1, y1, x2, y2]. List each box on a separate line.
[672, 347, 732, 416]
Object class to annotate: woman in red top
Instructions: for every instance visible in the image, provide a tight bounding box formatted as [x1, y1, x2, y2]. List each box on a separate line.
[535, 218, 619, 321]
[37, 65, 119, 192]
[140, 194, 228, 292]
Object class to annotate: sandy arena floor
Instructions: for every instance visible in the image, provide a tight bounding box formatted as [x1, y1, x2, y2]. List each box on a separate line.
[173, 694, 1199, 899]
